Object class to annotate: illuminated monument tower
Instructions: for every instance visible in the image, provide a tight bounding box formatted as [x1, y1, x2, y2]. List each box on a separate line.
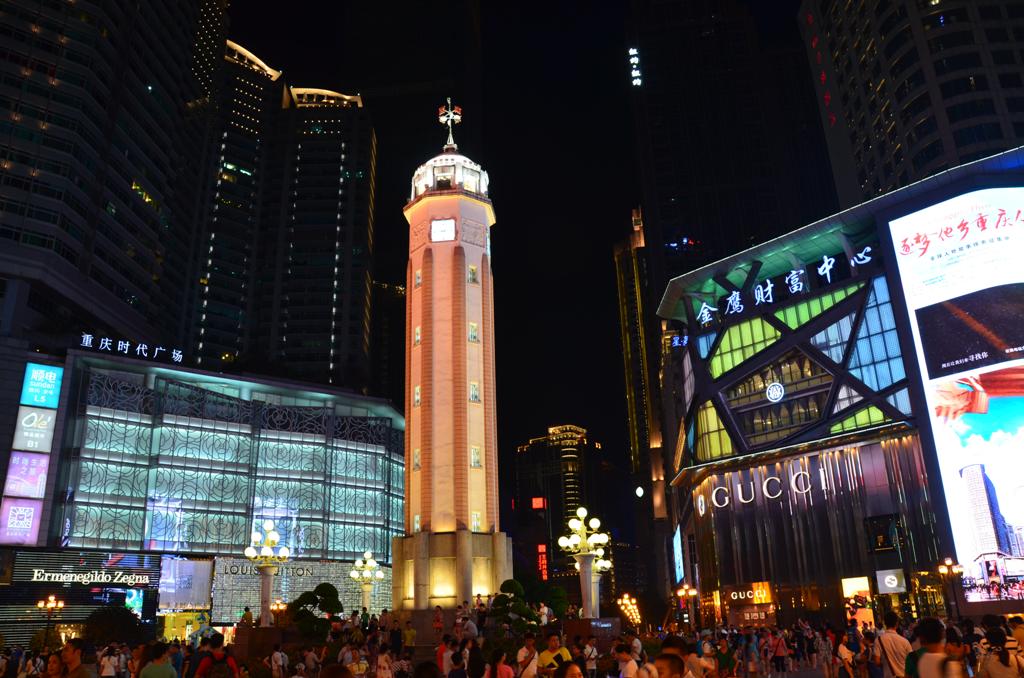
[391, 101, 512, 610]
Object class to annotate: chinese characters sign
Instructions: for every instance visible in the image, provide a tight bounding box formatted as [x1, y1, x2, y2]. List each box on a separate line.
[78, 333, 183, 364]
[695, 245, 876, 326]
[20, 363, 63, 409]
[889, 187, 1024, 604]
[1, 362, 63, 545]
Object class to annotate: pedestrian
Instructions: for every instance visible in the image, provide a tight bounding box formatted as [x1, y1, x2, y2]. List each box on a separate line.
[861, 632, 882, 678]
[378, 646, 394, 678]
[60, 641, 90, 678]
[538, 634, 572, 678]
[101, 649, 120, 678]
[404, 623, 418, 654]
[977, 629, 1024, 678]
[433, 608, 445, 641]
[768, 632, 787, 678]
[517, 635, 539, 678]
[836, 634, 855, 678]
[483, 650, 512, 678]
[391, 621, 404, 657]
[877, 613, 912, 678]
[43, 654, 60, 678]
[583, 638, 598, 678]
[141, 644, 177, 678]
[467, 641, 485, 678]
[913, 618, 948, 678]
[265, 646, 288, 678]
[193, 635, 239, 678]
[449, 653, 467, 678]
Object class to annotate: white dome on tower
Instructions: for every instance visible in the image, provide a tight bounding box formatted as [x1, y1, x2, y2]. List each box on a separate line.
[410, 148, 490, 202]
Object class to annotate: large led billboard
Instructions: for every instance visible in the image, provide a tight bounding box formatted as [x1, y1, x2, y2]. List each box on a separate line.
[890, 187, 1024, 603]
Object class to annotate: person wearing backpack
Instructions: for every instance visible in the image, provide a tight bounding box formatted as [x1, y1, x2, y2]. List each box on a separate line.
[907, 618, 944, 678]
[194, 634, 239, 678]
[977, 629, 1024, 678]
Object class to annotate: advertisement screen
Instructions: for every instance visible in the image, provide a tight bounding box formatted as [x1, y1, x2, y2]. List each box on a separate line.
[12, 406, 56, 452]
[890, 187, 1024, 603]
[19, 363, 63, 409]
[159, 557, 213, 610]
[2, 452, 49, 499]
[672, 526, 684, 584]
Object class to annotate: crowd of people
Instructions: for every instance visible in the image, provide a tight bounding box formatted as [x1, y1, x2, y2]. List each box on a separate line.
[6, 606, 1023, 678]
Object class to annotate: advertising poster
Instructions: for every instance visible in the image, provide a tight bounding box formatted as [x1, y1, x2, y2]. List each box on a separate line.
[2, 452, 49, 499]
[889, 187, 1024, 603]
[0, 498, 42, 544]
[12, 406, 56, 452]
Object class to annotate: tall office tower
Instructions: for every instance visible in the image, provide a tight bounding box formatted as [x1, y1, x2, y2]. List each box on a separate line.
[613, 209, 670, 602]
[190, 43, 377, 389]
[628, 0, 837, 284]
[255, 89, 375, 387]
[192, 41, 284, 369]
[799, 1, 1024, 207]
[0, 2, 211, 346]
[370, 280, 408, 407]
[0, 1, 217, 456]
[511, 425, 605, 580]
[960, 464, 1011, 558]
[391, 105, 511, 611]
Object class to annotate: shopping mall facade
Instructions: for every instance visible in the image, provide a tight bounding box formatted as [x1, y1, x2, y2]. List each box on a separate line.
[658, 148, 1024, 628]
[0, 350, 404, 645]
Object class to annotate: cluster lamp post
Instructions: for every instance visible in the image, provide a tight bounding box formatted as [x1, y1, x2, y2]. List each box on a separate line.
[937, 556, 964, 620]
[350, 550, 385, 610]
[36, 595, 63, 646]
[558, 507, 610, 618]
[244, 519, 291, 627]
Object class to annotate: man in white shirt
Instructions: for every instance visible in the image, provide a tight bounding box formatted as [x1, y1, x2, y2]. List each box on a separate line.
[878, 612, 913, 678]
[463, 617, 479, 641]
[584, 637, 599, 678]
[616, 645, 637, 678]
[443, 640, 456, 677]
[518, 634, 539, 678]
[913, 618, 947, 678]
[629, 632, 643, 662]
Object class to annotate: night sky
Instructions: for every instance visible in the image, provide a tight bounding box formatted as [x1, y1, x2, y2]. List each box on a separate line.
[230, 1, 805, 474]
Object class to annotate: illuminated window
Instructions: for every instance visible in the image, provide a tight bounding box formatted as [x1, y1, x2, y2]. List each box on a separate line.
[471, 511, 481, 532]
[832, 384, 864, 414]
[809, 311, 857, 364]
[468, 265, 479, 284]
[886, 388, 913, 416]
[469, 382, 481, 403]
[709, 318, 781, 379]
[724, 349, 832, 447]
[695, 401, 734, 462]
[531, 497, 546, 509]
[829, 405, 890, 434]
[470, 445, 481, 468]
[413, 514, 420, 532]
[414, 386, 421, 407]
[413, 449, 420, 470]
[468, 322, 479, 342]
[847, 277, 905, 391]
[414, 326, 421, 345]
[414, 270, 422, 288]
[774, 282, 865, 330]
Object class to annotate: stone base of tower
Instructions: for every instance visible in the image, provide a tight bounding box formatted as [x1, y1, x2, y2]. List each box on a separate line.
[391, 530, 513, 611]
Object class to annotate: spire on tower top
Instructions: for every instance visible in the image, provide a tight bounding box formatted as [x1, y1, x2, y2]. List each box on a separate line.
[438, 97, 462, 151]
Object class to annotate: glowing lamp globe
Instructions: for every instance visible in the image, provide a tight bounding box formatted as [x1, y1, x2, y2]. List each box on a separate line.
[278, 546, 290, 559]
[355, 559, 364, 567]
[588, 517, 600, 529]
[576, 507, 588, 518]
[568, 518, 581, 531]
[367, 559, 377, 568]
[375, 570, 385, 579]
[558, 536, 570, 548]
[350, 571, 359, 579]
[364, 550, 373, 559]
[635, 486, 644, 498]
[244, 546, 257, 559]
[251, 531, 262, 543]
[363, 570, 372, 579]
[260, 546, 273, 558]
[262, 519, 275, 531]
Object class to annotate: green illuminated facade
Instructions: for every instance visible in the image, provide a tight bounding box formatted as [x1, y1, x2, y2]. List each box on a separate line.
[59, 352, 404, 563]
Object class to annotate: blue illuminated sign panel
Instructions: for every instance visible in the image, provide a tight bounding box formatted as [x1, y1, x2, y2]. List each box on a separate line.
[19, 363, 63, 409]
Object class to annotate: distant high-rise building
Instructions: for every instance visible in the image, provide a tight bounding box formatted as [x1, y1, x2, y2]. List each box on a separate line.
[799, 0, 1024, 207]
[370, 281, 407, 407]
[511, 425, 621, 580]
[191, 44, 377, 388]
[960, 464, 1011, 557]
[613, 209, 670, 597]
[628, 0, 838, 282]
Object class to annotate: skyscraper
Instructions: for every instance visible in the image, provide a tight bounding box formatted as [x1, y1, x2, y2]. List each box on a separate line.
[799, 0, 1024, 206]
[628, 0, 838, 282]
[190, 44, 376, 388]
[960, 464, 1012, 557]
[391, 104, 511, 611]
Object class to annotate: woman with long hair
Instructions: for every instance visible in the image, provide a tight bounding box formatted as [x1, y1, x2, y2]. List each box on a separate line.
[978, 629, 1024, 678]
[483, 650, 513, 678]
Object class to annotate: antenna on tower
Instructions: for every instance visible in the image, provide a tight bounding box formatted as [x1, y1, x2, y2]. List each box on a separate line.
[438, 97, 462, 150]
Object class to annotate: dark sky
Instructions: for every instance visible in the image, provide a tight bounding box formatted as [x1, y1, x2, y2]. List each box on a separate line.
[229, 1, 805, 473]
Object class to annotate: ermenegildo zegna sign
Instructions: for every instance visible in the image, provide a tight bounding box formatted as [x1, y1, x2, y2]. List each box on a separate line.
[30, 568, 151, 586]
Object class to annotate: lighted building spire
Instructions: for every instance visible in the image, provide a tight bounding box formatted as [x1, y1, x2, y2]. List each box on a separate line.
[392, 104, 511, 612]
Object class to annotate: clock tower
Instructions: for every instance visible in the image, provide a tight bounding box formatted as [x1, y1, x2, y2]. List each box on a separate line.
[391, 101, 512, 611]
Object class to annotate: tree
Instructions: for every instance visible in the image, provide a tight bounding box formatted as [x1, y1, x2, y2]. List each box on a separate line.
[288, 582, 344, 640]
[85, 606, 145, 646]
[489, 579, 540, 636]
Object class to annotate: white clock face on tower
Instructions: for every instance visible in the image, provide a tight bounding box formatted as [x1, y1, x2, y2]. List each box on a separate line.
[430, 218, 456, 242]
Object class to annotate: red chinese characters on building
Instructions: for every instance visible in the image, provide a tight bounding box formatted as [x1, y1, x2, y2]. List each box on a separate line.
[898, 207, 1022, 257]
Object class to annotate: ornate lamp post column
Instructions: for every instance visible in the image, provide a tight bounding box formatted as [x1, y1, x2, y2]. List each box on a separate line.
[350, 550, 385, 611]
[36, 594, 63, 647]
[937, 556, 964, 620]
[558, 507, 610, 619]
[244, 520, 290, 628]
[590, 557, 612, 618]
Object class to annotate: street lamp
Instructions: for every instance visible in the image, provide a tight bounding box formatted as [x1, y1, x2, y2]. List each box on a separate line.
[583, 554, 612, 618]
[675, 584, 698, 626]
[36, 595, 63, 648]
[269, 599, 287, 621]
[618, 594, 641, 627]
[244, 519, 290, 628]
[350, 550, 386, 611]
[558, 506, 610, 619]
[937, 556, 964, 620]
